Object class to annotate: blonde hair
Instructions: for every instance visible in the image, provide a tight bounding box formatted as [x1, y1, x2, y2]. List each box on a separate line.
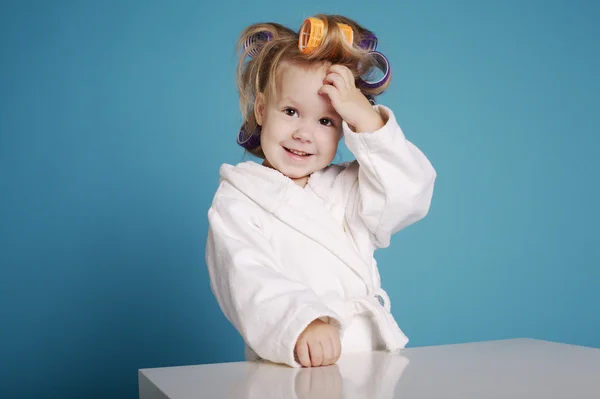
[237, 14, 391, 158]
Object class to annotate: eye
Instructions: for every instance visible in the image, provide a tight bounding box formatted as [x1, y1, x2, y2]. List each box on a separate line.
[284, 108, 298, 117]
[319, 118, 334, 127]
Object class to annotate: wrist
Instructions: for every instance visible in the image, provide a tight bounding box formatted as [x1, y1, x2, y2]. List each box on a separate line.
[349, 109, 385, 133]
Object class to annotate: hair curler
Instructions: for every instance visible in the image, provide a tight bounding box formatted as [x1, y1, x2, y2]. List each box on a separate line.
[244, 31, 273, 58]
[357, 51, 390, 89]
[298, 17, 353, 54]
[358, 32, 378, 52]
[237, 124, 261, 150]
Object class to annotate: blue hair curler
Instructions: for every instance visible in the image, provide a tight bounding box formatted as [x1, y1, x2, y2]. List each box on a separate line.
[237, 124, 261, 150]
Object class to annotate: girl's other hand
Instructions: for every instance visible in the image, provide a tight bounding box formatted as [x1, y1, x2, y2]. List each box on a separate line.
[294, 318, 342, 367]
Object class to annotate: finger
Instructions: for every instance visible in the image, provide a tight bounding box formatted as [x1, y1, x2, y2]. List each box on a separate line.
[332, 334, 342, 363]
[343, 68, 356, 87]
[296, 340, 311, 367]
[324, 72, 348, 91]
[328, 64, 354, 83]
[322, 338, 334, 366]
[308, 341, 324, 367]
[318, 84, 341, 105]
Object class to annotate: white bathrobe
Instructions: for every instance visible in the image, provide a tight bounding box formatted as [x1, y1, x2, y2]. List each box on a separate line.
[205, 105, 436, 368]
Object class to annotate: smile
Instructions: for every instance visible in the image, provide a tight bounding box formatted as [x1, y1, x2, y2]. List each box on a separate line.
[284, 147, 313, 159]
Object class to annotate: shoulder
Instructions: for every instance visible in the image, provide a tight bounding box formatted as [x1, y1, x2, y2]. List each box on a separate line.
[209, 162, 264, 210]
[208, 195, 264, 241]
[210, 181, 263, 218]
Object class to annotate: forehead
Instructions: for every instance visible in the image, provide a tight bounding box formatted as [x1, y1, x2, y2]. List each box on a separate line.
[272, 60, 329, 99]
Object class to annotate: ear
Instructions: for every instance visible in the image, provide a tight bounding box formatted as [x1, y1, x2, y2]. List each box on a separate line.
[254, 93, 265, 126]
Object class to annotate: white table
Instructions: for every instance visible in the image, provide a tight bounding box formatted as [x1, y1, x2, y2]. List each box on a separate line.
[138, 338, 600, 398]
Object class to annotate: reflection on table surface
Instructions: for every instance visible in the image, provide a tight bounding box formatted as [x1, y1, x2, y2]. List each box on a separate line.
[139, 339, 600, 399]
[227, 351, 409, 399]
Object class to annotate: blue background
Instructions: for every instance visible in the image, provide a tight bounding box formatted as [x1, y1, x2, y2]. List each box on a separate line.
[1, 0, 599, 397]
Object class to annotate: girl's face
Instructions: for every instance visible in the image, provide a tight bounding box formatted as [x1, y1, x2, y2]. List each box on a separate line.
[254, 61, 343, 187]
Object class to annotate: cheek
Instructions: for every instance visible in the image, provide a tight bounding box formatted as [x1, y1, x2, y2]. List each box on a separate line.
[261, 118, 285, 141]
[259, 123, 277, 145]
[318, 134, 340, 157]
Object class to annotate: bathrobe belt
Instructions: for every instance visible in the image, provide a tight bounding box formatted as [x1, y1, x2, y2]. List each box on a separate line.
[338, 288, 408, 351]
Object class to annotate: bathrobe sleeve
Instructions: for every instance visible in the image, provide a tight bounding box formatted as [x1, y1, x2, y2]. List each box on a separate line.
[342, 105, 437, 249]
[206, 194, 345, 368]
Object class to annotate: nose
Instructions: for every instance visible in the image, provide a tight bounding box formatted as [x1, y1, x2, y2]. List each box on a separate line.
[292, 121, 314, 143]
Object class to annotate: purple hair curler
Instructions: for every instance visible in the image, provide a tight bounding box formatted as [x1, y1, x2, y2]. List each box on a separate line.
[237, 125, 261, 150]
[357, 51, 390, 90]
[358, 32, 378, 52]
[244, 31, 273, 58]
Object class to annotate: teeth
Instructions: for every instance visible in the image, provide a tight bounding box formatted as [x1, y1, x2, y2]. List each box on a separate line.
[289, 149, 308, 156]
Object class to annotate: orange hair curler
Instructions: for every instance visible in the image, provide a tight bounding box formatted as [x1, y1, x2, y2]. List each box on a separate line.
[298, 17, 354, 54]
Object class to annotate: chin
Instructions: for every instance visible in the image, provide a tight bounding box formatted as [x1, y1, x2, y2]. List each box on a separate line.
[288, 173, 311, 180]
[279, 167, 311, 180]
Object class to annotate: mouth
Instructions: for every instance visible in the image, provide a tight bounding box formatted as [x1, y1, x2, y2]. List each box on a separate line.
[283, 146, 313, 158]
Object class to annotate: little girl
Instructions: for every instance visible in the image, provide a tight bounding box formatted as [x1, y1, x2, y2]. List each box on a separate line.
[206, 14, 436, 368]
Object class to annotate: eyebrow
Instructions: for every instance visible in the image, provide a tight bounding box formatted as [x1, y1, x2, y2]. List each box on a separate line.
[279, 96, 340, 119]
[280, 96, 299, 106]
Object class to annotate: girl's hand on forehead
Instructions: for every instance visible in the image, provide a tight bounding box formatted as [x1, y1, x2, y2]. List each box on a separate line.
[319, 64, 384, 133]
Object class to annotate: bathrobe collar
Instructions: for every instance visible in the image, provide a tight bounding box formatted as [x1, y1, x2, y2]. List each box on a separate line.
[219, 161, 373, 293]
